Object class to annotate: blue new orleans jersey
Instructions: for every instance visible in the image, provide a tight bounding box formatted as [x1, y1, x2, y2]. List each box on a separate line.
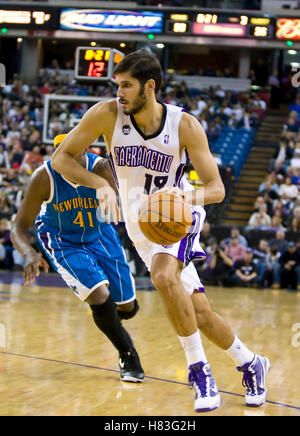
[36, 153, 118, 248]
[35, 152, 135, 303]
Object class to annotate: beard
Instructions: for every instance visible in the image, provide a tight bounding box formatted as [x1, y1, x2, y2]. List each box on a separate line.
[121, 84, 147, 116]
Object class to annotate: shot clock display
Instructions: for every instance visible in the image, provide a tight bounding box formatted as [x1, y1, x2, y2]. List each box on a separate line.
[74, 47, 124, 82]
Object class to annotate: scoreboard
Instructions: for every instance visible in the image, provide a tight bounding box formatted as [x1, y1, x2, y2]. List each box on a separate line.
[165, 11, 275, 39]
[74, 47, 124, 82]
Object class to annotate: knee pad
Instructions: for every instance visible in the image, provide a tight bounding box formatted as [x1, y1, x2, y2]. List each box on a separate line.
[117, 300, 139, 320]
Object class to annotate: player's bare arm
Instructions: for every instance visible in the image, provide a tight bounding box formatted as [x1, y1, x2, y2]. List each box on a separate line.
[51, 99, 119, 224]
[10, 167, 50, 284]
[93, 158, 118, 195]
[179, 112, 225, 206]
[52, 100, 116, 187]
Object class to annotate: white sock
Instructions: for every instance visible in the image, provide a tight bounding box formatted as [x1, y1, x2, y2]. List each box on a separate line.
[225, 336, 255, 366]
[178, 330, 208, 367]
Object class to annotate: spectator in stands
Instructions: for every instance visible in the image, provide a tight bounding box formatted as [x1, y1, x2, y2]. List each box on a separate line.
[266, 245, 281, 289]
[290, 166, 300, 186]
[286, 205, 300, 233]
[198, 113, 208, 131]
[199, 221, 216, 248]
[253, 94, 267, 112]
[196, 96, 207, 115]
[268, 230, 289, 254]
[290, 146, 300, 170]
[0, 218, 23, 270]
[284, 111, 300, 133]
[248, 204, 272, 229]
[9, 142, 24, 168]
[278, 242, 300, 290]
[278, 176, 298, 201]
[289, 94, 300, 118]
[206, 118, 222, 143]
[228, 113, 239, 129]
[227, 249, 258, 288]
[224, 227, 248, 248]
[227, 235, 246, 263]
[20, 145, 44, 176]
[0, 144, 10, 172]
[269, 215, 286, 232]
[271, 137, 294, 171]
[200, 242, 234, 286]
[0, 218, 11, 268]
[252, 239, 270, 287]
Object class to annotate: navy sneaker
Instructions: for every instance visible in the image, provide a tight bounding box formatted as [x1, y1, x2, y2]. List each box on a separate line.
[237, 354, 270, 407]
[188, 361, 221, 412]
[119, 349, 144, 383]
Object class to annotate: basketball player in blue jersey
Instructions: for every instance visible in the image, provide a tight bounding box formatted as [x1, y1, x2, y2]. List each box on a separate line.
[51, 50, 270, 412]
[11, 130, 144, 383]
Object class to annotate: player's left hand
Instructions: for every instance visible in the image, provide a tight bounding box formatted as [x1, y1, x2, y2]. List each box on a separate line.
[24, 253, 49, 285]
[156, 186, 184, 198]
[96, 185, 120, 225]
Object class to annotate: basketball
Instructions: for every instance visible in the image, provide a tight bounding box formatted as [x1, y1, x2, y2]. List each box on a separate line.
[138, 192, 193, 245]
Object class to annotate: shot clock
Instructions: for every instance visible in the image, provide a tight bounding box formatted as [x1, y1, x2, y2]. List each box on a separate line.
[74, 47, 124, 82]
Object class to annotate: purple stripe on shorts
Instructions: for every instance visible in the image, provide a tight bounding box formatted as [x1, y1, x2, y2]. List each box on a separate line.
[191, 251, 206, 259]
[178, 235, 188, 264]
[39, 232, 52, 255]
[197, 287, 205, 293]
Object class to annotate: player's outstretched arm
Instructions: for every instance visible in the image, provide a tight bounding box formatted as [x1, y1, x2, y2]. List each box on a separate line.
[51, 100, 119, 224]
[10, 168, 50, 285]
[179, 112, 225, 206]
[51, 100, 116, 190]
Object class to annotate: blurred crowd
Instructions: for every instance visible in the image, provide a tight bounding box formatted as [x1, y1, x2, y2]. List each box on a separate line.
[0, 67, 298, 291]
[246, 96, 300, 234]
[197, 223, 300, 291]
[161, 77, 266, 145]
[197, 95, 300, 291]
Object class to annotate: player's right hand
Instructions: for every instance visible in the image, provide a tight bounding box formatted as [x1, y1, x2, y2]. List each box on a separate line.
[24, 253, 49, 285]
[96, 185, 120, 225]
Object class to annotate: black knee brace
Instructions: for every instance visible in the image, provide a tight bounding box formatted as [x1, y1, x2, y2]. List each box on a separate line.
[117, 300, 139, 320]
[90, 295, 133, 353]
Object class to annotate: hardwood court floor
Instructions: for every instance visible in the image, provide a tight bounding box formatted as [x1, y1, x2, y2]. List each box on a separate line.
[0, 280, 300, 416]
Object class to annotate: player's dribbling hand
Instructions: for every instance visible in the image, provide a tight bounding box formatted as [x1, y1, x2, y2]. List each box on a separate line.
[96, 185, 120, 225]
[156, 186, 184, 198]
[24, 253, 49, 286]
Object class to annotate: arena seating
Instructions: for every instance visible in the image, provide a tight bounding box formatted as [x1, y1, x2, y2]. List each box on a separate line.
[211, 126, 257, 178]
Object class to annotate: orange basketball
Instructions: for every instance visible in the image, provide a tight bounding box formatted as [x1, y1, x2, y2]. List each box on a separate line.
[138, 192, 193, 245]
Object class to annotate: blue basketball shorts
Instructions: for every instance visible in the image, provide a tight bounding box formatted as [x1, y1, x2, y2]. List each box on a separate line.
[37, 232, 136, 304]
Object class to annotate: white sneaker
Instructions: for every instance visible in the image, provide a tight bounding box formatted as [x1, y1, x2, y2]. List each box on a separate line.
[237, 355, 270, 407]
[188, 361, 221, 412]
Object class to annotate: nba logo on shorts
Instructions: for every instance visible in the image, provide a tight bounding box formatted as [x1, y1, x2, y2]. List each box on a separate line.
[164, 134, 170, 144]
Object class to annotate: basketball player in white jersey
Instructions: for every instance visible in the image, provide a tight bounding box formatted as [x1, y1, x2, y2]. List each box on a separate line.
[52, 49, 270, 412]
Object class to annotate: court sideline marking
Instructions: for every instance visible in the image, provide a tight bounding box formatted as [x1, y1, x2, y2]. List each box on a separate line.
[0, 350, 299, 413]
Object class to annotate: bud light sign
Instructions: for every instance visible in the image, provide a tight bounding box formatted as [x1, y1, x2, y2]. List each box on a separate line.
[60, 9, 163, 33]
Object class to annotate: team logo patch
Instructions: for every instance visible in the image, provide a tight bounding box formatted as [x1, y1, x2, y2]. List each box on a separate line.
[122, 125, 131, 135]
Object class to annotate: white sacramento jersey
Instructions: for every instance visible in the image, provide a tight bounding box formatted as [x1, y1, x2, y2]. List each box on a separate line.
[109, 98, 196, 242]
